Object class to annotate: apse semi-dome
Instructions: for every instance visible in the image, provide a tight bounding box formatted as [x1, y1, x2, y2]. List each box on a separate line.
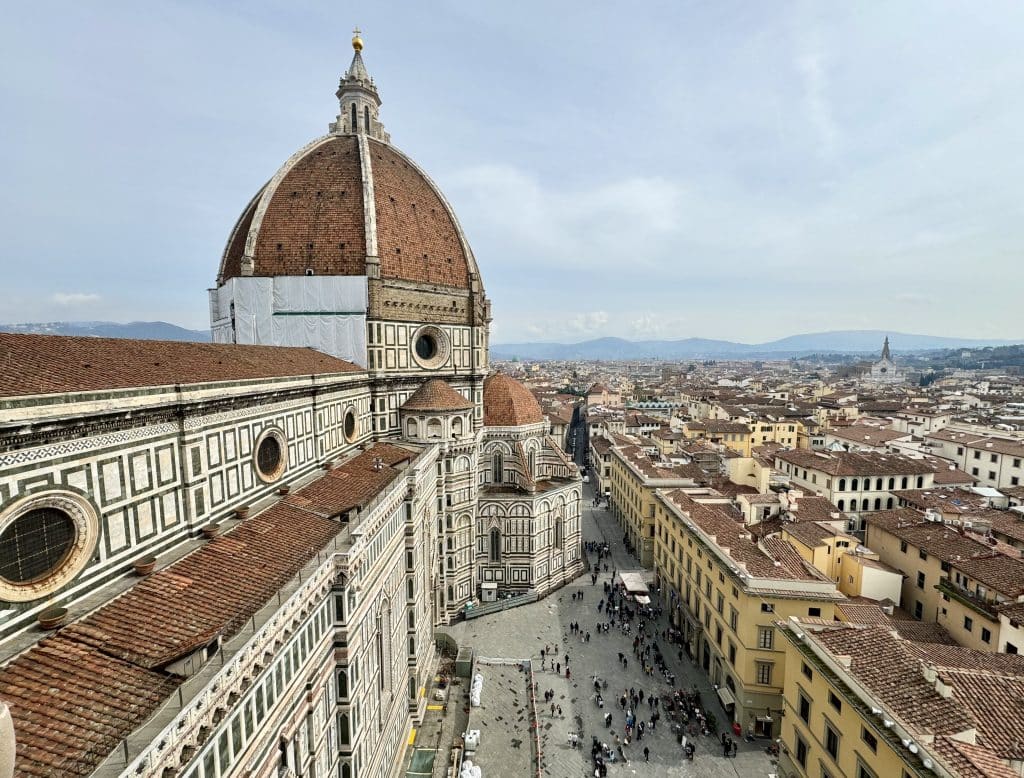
[209, 34, 489, 369]
[483, 373, 545, 427]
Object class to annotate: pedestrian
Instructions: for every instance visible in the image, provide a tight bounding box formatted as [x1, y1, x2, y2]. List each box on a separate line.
[540, 648, 546, 661]
[557, 705, 563, 716]
[731, 740, 738, 758]
[556, 662, 561, 675]
[551, 703, 556, 717]
[643, 746, 649, 762]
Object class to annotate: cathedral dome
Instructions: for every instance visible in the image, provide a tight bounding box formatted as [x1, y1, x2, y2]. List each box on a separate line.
[216, 38, 478, 294]
[217, 134, 474, 290]
[483, 373, 544, 427]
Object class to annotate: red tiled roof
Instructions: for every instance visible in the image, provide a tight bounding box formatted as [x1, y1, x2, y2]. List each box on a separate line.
[776, 449, 937, 476]
[0, 444, 413, 777]
[0, 636, 179, 778]
[217, 136, 472, 290]
[0, 333, 360, 398]
[400, 379, 473, 413]
[484, 373, 544, 426]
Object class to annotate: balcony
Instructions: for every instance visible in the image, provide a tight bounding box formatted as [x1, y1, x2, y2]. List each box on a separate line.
[937, 578, 998, 619]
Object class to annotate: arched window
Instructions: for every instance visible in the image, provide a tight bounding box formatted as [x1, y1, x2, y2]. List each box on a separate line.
[364, 105, 370, 133]
[492, 452, 503, 483]
[901, 477, 908, 489]
[452, 417, 464, 438]
[838, 479, 846, 492]
[427, 419, 442, 438]
[553, 515, 562, 548]
[489, 528, 501, 563]
[887, 497, 894, 509]
[916, 476, 923, 488]
[875, 478, 883, 490]
[406, 418, 417, 438]
[888, 477, 895, 489]
[350, 102, 356, 132]
[874, 498, 881, 510]
[837, 499, 845, 511]
[446, 585, 453, 602]
[528, 450, 536, 477]
[849, 498, 857, 511]
[851, 478, 859, 491]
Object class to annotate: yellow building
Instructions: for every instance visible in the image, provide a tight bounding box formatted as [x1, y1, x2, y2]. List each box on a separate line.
[653, 491, 844, 738]
[608, 444, 705, 566]
[682, 420, 753, 457]
[865, 508, 1024, 651]
[777, 618, 1023, 778]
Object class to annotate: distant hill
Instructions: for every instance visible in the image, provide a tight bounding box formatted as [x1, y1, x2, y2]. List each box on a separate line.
[0, 321, 211, 342]
[491, 330, 1020, 361]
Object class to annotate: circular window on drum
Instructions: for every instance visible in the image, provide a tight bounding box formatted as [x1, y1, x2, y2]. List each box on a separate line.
[411, 325, 451, 370]
[343, 407, 358, 443]
[254, 427, 287, 483]
[0, 491, 99, 602]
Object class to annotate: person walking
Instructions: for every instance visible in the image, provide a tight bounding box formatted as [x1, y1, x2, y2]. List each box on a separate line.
[643, 746, 649, 762]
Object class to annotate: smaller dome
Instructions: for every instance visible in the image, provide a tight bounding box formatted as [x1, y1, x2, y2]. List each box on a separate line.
[484, 373, 544, 427]
[402, 378, 473, 413]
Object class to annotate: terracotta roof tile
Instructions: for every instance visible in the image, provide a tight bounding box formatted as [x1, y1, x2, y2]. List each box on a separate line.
[777, 449, 938, 476]
[484, 373, 544, 427]
[400, 379, 473, 412]
[0, 333, 360, 398]
[372, 140, 471, 289]
[0, 443, 413, 777]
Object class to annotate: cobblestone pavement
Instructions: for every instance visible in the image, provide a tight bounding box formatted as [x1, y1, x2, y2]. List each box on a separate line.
[450, 483, 779, 777]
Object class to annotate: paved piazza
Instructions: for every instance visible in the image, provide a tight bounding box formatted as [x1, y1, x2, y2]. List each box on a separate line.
[448, 483, 778, 777]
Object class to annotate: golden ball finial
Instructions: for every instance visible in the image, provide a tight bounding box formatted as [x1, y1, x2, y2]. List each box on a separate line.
[352, 27, 363, 52]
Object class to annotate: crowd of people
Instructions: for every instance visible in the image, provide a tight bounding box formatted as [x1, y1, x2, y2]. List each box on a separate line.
[541, 537, 739, 775]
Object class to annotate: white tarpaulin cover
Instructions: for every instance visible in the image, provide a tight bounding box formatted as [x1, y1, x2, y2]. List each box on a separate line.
[617, 571, 650, 596]
[210, 276, 368, 366]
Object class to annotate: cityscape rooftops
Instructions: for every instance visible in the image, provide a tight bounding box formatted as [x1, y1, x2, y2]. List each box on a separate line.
[776, 449, 937, 476]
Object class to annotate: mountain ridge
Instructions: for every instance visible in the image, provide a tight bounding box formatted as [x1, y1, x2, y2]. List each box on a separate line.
[0, 321, 211, 342]
[491, 330, 1020, 360]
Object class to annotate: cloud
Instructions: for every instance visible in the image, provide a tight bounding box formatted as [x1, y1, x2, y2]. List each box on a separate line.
[566, 311, 609, 334]
[795, 24, 840, 159]
[51, 292, 100, 306]
[446, 165, 684, 271]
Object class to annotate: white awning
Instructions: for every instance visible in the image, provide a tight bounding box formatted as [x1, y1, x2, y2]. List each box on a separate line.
[717, 687, 736, 708]
[618, 571, 650, 595]
[635, 595, 651, 605]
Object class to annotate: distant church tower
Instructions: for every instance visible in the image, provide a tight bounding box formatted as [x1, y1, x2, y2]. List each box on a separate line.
[867, 336, 905, 384]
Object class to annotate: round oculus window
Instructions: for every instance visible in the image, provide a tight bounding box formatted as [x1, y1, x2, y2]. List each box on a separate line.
[344, 408, 358, 443]
[0, 508, 76, 584]
[415, 334, 438, 361]
[254, 428, 287, 482]
[411, 326, 450, 370]
[0, 491, 99, 602]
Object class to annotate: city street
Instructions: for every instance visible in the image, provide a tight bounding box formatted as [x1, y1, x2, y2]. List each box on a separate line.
[452, 475, 776, 777]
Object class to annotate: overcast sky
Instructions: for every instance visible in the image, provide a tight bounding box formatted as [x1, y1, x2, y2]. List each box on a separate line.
[2, 1, 1022, 344]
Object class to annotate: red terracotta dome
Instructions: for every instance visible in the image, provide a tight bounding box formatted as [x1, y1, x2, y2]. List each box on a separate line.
[483, 373, 544, 427]
[217, 135, 475, 289]
[401, 378, 473, 413]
